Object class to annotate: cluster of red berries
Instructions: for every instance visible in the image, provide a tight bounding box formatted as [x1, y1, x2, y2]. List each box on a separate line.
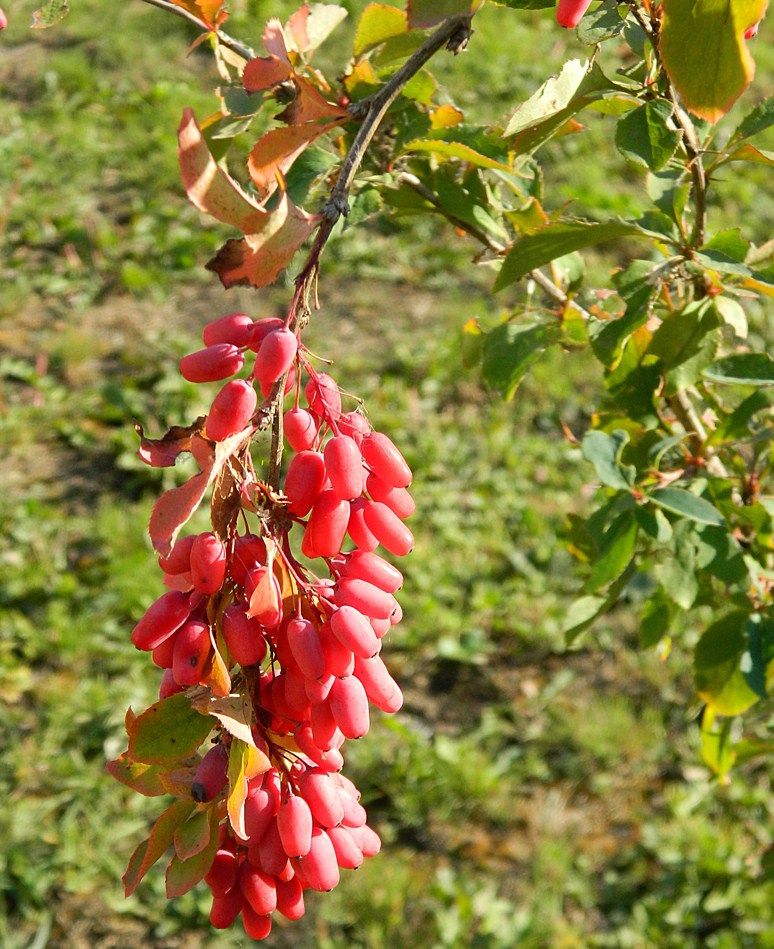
[129, 311, 414, 937]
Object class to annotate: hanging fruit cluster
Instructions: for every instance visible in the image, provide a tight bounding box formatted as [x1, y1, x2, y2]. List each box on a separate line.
[109, 308, 414, 939]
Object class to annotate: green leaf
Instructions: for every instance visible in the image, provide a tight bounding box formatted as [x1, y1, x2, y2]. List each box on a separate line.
[590, 260, 656, 368]
[700, 707, 737, 779]
[581, 429, 635, 490]
[166, 809, 220, 898]
[481, 323, 558, 398]
[715, 143, 774, 168]
[128, 693, 213, 766]
[731, 94, 774, 142]
[406, 0, 484, 28]
[703, 353, 774, 386]
[649, 487, 725, 527]
[713, 296, 748, 339]
[694, 611, 761, 715]
[640, 588, 673, 648]
[586, 510, 638, 592]
[647, 300, 722, 396]
[654, 524, 699, 609]
[495, 220, 650, 292]
[561, 595, 608, 642]
[503, 60, 616, 152]
[403, 137, 512, 171]
[615, 100, 682, 172]
[741, 614, 774, 698]
[31, 0, 70, 28]
[354, 4, 408, 56]
[577, 3, 629, 44]
[123, 800, 196, 897]
[660, 0, 767, 122]
[174, 808, 213, 862]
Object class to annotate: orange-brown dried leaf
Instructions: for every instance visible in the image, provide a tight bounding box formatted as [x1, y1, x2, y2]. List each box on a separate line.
[178, 108, 269, 232]
[242, 55, 293, 93]
[278, 76, 349, 125]
[247, 120, 342, 198]
[135, 419, 206, 468]
[206, 192, 319, 290]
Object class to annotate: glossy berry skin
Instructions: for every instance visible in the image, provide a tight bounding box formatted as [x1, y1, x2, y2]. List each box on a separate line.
[202, 312, 255, 347]
[555, 0, 593, 28]
[191, 743, 229, 802]
[180, 343, 244, 383]
[253, 327, 297, 386]
[206, 380, 257, 441]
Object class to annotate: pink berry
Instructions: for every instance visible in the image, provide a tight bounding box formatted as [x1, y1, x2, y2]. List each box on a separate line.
[284, 407, 318, 451]
[180, 343, 244, 383]
[253, 327, 297, 386]
[202, 312, 255, 347]
[131, 590, 190, 651]
[285, 450, 327, 517]
[328, 675, 370, 739]
[555, 0, 593, 28]
[361, 432, 412, 488]
[363, 500, 415, 556]
[222, 603, 267, 666]
[305, 372, 341, 419]
[324, 434, 365, 500]
[172, 618, 211, 686]
[191, 743, 229, 802]
[277, 795, 314, 858]
[190, 531, 227, 595]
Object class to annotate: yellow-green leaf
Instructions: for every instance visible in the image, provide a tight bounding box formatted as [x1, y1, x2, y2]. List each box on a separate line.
[660, 0, 768, 123]
[127, 692, 214, 766]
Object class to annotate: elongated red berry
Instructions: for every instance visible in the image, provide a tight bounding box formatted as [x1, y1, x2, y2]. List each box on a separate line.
[158, 535, 195, 576]
[305, 491, 350, 558]
[298, 769, 345, 828]
[241, 904, 272, 940]
[205, 847, 239, 897]
[287, 617, 326, 680]
[354, 654, 403, 713]
[238, 862, 277, 915]
[151, 632, 177, 669]
[275, 875, 306, 920]
[328, 675, 370, 739]
[203, 312, 255, 347]
[311, 699, 344, 751]
[254, 327, 297, 386]
[222, 603, 267, 666]
[299, 827, 340, 891]
[347, 823, 381, 857]
[347, 497, 379, 551]
[284, 407, 318, 451]
[190, 531, 227, 595]
[285, 450, 327, 517]
[244, 788, 278, 845]
[556, 0, 593, 28]
[209, 886, 244, 928]
[366, 473, 415, 519]
[327, 824, 364, 869]
[180, 343, 244, 383]
[172, 618, 211, 686]
[324, 435, 365, 501]
[206, 379, 257, 441]
[277, 795, 314, 858]
[131, 590, 190, 651]
[159, 666, 184, 699]
[305, 373, 341, 419]
[329, 605, 380, 659]
[191, 743, 229, 802]
[361, 432, 412, 488]
[230, 533, 267, 586]
[338, 410, 370, 445]
[363, 501, 414, 556]
[335, 577, 397, 621]
[319, 621, 355, 677]
[246, 316, 284, 351]
[343, 550, 403, 592]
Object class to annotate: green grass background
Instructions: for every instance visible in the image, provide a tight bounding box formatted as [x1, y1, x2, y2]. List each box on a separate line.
[1, 1, 773, 946]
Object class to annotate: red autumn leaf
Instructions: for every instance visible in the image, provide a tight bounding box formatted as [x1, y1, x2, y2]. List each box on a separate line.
[242, 55, 293, 93]
[278, 76, 349, 126]
[149, 430, 253, 557]
[247, 121, 342, 198]
[206, 191, 319, 290]
[287, 3, 310, 51]
[135, 419, 206, 468]
[178, 108, 269, 232]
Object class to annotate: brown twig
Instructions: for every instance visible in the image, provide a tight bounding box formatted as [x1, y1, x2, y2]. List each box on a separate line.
[139, 0, 255, 60]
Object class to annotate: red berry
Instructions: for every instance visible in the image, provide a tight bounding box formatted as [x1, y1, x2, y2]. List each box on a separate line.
[158, 535, 195, 576]
[246, 316, 284, 351]
[191, 743, 229, 802]
[285, 451, 327, 517]
[209, 886, 244, 928]
[305, 372, 341, 419]
[354, 654, 403, 713]
[324, 435, 365, 500]
[335, 577, 398, 621]
[190, 531, 227, 595]
[287, 617, 326, 680]
[366, 473, 415, 519]
[131, 590, 190, 651]
[284, 407, 319, 451]
[277, 795, 314, 858]
[328, 675, 370, 739]
[299, 827, 340, 891]
[343, 550, 403, 592]
[222, 603, 267, 666]
[555, 0, 593, 28]
[238, 861, 278, 915]
[363, 500, 414, 556]
[347, 497, 379, 551]
[206, 379, 257, 441]
[253, 327, 297, 386]
[338, 410, 371, 445]
[361, 432, 412, 488]
[304, 491, 350, 558]
[172, 618, 211, 686]
[202, 312, 255, 347]
[275, 875, 306, 920]
[327, 824, 364, 869]
[180, 343, 244, 383]
[205, 848, 239, 897]
[329, 605, 380, 659]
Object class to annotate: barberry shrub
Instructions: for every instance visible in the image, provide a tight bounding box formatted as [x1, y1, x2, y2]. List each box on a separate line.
[18, 0, 773, 939]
